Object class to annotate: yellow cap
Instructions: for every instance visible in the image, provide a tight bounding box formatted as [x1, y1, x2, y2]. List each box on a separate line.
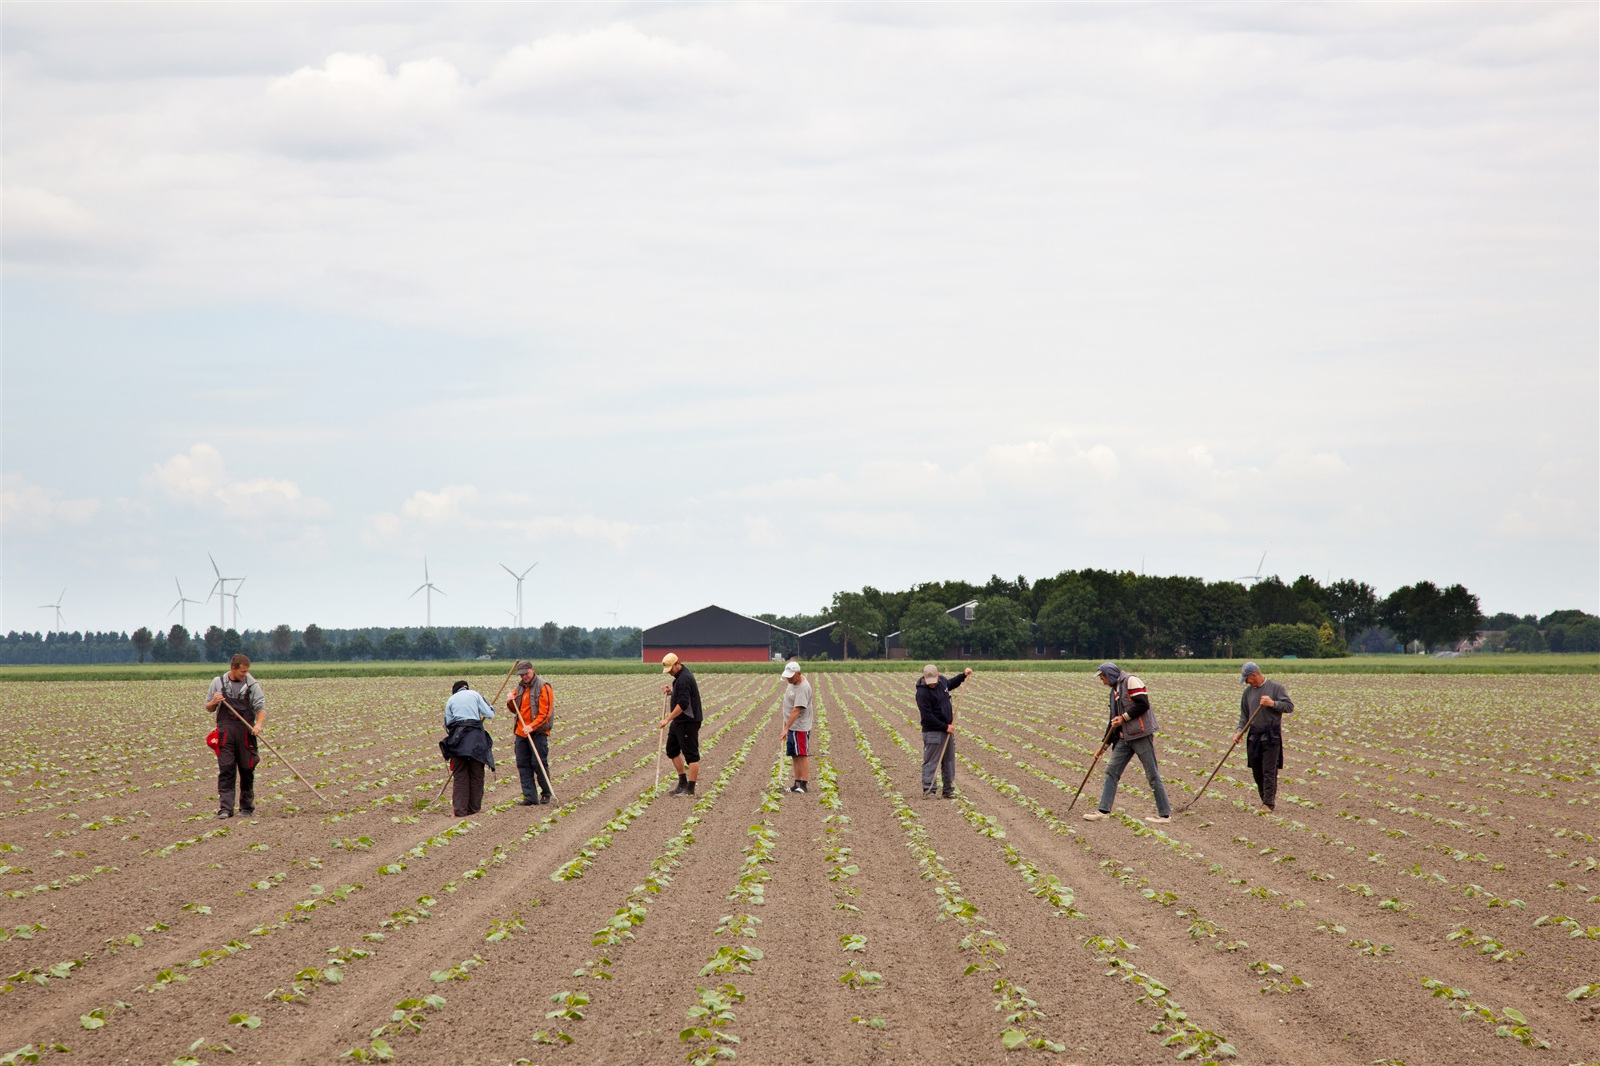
[661, 652, 679, 673]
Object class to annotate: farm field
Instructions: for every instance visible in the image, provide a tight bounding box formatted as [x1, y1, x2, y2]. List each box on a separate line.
[0, 671, 1596, 1065]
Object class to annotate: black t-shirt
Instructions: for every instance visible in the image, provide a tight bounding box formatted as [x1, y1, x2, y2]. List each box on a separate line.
[671, 668, 703, 722]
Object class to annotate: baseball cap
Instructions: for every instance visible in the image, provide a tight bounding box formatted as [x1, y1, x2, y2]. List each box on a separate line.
[513, 660, 533, 674]
[922, 664, 939, 681]
[1240, 661, 1260, 682]
[782, 661, 801, 679]
[661, 652, 680, 673]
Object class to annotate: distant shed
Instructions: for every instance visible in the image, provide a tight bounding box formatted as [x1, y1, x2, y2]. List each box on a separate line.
[642, 605, 793, 664]
[797, 620, 871, 660]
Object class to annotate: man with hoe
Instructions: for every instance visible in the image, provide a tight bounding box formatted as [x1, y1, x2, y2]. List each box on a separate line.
[1083, 662, 1172, 824]
[204, 653, 266, 819]
[917, 663, 973, 798]
[1236, 661, 1294, 813]
[659, 652, 703, 797]
[780, 660, 814, 794]
[507, 660, 553, 806]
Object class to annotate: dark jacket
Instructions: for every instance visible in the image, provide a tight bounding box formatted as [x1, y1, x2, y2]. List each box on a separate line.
[440, 719, 495, 771]
[1107, 673, 1157, 743]
[670, 668, 703, 722]
[915, 672, 966, 731]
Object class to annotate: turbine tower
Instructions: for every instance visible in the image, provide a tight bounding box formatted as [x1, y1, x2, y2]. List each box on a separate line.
[500, 562, 537, 629]
[37, 589, 65, 632]
[409, 558, 445, 627]
[206, 553, 243, 629]
[604, 597, 620, 628]
[168, 579, 201, 629]
[227, 577, 247, 630]
[1236, 551, 1268, 586]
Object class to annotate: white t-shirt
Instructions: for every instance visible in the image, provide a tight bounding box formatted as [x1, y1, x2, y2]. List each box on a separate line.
[782, 679, 815, 732]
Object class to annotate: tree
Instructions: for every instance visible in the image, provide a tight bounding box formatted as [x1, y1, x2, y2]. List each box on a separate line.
[559, 626, 590, 658]
[454, 628, 488, 658]
[167, 624, 190, 661]
[540, 621, 560, 653]
[380, 631, 413, 660]
[1429, 584, 1482, 650]
[898, 599, 961, 661]
[203, 625, 226, 662]
[221, 628, 242, 659]
[347, 634, 376, 660]
[592, 631, 614, 659]
[1381, 582, 1480, 652]
[1325, 580, 1378, 643]
[1037, 577, 1097, 657]
[131, 627, 153, 663]
[1249, 577, 1304, 626]
[830, 591, 885, 661]
[1245, 623, 1320, 659]
[414, 628, 447, 660]
[303, 624, 325, 660]
[969, 598, 1031, 658]
[614, 628, 643, 660]
[271, 624, 294, 659]
[1198, 582, 1253, 657]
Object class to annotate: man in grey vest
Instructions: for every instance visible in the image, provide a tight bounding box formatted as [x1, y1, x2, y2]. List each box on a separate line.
[204, 653, 267, 819]
[1083, 662, 1171, 824]
[1236, 662, 1294, 813]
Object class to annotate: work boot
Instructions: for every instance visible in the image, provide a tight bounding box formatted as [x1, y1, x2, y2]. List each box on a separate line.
[539, 793, 553, 805]
[668, 783, 688, 797]
[1081, 810, 1110, 821]
[923, 790, 937, 798]
[215, 809, 233, 819]
[941, 792, 955, 800]
[515, 796, 538, 807]
[786, 782, 805, 794]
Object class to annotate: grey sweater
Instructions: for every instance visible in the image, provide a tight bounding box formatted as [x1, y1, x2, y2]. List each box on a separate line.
[1238, 679, 1293, 734]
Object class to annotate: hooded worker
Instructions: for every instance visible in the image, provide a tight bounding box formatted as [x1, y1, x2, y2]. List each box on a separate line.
[1082, 662, 1172, 824]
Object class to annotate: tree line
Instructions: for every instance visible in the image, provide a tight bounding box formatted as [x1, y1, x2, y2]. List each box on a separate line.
[776, 570, 1596, 662]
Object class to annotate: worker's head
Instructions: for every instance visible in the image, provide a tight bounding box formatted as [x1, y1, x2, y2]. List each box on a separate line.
[514, 659, 534, 681]
[451, 680, 470, 694]
[1096, 662, 1120, 687]
[228, 653, 251, 681]
[922, 664, 940, 686]
[1241, 662, 1264, 687]
[661, 652, 681, 676]
[782, 661, 803, 685]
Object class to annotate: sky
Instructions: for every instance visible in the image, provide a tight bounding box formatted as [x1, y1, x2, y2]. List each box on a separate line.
[3, 2, 1596, 635]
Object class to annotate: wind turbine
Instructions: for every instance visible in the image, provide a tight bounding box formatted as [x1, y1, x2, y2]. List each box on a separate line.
[409, 558, 445, 627]
[603, 597, 621, 629]
[227, 577, 247, 630]
[499, 562, 536, 629]
[167, 579, 201, 629]
[1236, 551, 1268, 586]
[37, 589, 65, 632]
[206, 553, 243, 629]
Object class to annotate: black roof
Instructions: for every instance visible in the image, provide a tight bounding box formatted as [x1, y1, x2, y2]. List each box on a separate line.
[643, 605, 792, 647]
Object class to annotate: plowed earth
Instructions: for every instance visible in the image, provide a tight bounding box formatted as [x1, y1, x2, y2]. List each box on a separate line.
[1, 671, 1595, 1066]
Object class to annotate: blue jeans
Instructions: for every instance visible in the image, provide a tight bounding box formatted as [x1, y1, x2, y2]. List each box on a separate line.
[1097, 735, 1171, 817]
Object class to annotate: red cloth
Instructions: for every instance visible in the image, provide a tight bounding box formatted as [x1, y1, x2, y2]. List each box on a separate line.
[206, 728, 221, 755]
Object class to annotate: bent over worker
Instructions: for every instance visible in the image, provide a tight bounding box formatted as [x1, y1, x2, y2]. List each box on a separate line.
[204, 653, 266, 819]
[917, 664, 972, 798]
[441, 680, 496, 817]
[507, 660, 553, 806]
[659, 653, 703, 797]
[1236, 661, 1294, 813]
[1083, 662, 1172, 824]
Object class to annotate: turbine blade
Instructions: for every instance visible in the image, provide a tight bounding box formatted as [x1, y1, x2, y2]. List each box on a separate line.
[500, 563, 518, 578]
[409, 585, 425, 599]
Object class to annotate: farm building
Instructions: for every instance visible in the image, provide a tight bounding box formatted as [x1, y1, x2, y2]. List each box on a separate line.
[642, 605, 795, 663]
[796, 620, 871, 661]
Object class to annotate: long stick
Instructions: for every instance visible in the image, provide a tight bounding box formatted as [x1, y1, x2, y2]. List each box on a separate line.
[1066, 722, 1117, 813]
[527, 731, 554, 803]
[224, 704, 326, 805]
[654, 692, 669, 790]
[434, 664, 521, 808]
[1178, 701, 1265, 814]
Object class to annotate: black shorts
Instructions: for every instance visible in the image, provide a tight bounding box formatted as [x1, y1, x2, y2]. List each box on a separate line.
[665, 717, 701, 763]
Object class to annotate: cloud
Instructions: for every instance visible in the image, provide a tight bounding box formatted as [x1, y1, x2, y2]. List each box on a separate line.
[1, 475, 101, 535]
[481, 23, 732, 105]
[149, 444, 330, 521]
[1493, 493, 1586, 541]
[370, 484, 639, 549]
[1, 186, 100, 262]
[254, 52, 466, 157]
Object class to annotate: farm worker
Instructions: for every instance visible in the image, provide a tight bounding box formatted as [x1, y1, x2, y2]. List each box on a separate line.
[780, 661, 814, 794]
[916, 664, 972, 799]
[1236, 662, 1294, 813]
[1082, 662, 1172, 825]
[203, 653, 266, 819]
[506, 660, 553, 806]
[659, 653, 703, 797]
[440, 680, 496, 817]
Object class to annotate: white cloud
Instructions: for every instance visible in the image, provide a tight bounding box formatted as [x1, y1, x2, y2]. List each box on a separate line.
[149, 444, 329, 521]
[1493, 494, 1585, 541]
[373, 484, 639, 549]
[254, 52, 466, 156]
[1, 475, 100, 535]
[482, 23, 732, 104]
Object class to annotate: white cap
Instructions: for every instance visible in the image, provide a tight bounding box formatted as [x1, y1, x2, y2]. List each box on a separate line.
[782, 661, 801, 679]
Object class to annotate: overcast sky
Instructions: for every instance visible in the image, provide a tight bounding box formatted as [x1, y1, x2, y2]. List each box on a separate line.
[3, 2, 1596, 635]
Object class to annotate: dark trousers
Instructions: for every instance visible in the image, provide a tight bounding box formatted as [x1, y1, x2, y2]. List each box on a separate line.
[217, 720, 258, 813]
[451, 757, 486, 816]
[1248, 733, 1282, 809]
[921, 731, 955, 795]
[514, 733, 550, 800]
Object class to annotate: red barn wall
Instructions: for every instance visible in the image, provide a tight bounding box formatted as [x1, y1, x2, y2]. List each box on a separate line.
[643, 646, 769, 663]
